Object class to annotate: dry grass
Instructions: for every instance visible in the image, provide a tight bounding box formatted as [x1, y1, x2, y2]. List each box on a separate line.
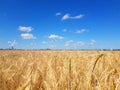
[0, 50, 120, 90]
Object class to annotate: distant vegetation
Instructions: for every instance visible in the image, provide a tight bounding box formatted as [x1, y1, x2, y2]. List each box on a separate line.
[0, 48, 120, 51]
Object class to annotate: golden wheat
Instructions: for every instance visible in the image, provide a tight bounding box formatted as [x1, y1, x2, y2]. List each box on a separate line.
[0, 50, 120, 90]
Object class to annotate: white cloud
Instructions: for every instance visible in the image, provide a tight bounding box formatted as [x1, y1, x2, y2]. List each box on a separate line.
[62, 29, 67, 32]
[19, 26, 33, 32]
[56, 12, 61, 16]
[75, 29, 87, 34]
[62, 14, 70, 20]
[21, 33, 36, 39]
[74, 41, 85, 49]
[65, 41, 86, 49]
[71, 14, 84, 19]
[62, 29, 72, 33]
[65, 40, 74, 47]
[48, 34, 63, 39]
[89, 39, 96, 46]
[76, 41, 85, 46]
[42, 41, 47, 44]
[62, 14, 84, 20]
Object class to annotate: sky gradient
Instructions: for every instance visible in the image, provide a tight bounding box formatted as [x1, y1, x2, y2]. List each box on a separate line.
[0, 0, 120, 49]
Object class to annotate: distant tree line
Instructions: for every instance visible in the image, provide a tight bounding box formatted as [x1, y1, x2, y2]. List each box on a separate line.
[0, 48, 120, 51]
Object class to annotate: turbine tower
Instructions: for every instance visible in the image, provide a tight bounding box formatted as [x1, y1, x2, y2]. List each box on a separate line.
[8, 40, 17, 50]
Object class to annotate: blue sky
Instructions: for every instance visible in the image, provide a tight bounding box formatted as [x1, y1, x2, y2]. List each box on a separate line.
[0, 0, 120, 49]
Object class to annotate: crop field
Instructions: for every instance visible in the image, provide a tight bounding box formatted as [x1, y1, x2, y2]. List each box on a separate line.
[0, 50, 120, 90]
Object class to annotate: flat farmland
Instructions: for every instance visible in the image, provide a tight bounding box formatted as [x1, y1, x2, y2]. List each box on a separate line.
[0, 50, 120, 90]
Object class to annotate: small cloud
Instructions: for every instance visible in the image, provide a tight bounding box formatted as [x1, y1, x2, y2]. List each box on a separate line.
[89, 39, 96, 46]
[65, 40, 74, 47]
[21, 33, 36, 39]
[76, 41, 85, 46]
[71, 14, 84, 19]
[56, 12, 61, 16]
[75, 29, 87, 34]
[62, 14, 70, 20]
[62, 13, 84, 20]
[42, 41, 47, 44]
[19, 26, 33, 32]
[48, 34, 63, 39]
[62, 29, 67, 32]
[74, 41, 85, 49]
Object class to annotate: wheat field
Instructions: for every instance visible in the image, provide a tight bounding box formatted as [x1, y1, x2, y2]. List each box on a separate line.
[0, 50, 120, 90]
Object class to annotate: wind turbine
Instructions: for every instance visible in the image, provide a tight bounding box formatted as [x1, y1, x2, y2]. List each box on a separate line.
[8, 40, 17, 50]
